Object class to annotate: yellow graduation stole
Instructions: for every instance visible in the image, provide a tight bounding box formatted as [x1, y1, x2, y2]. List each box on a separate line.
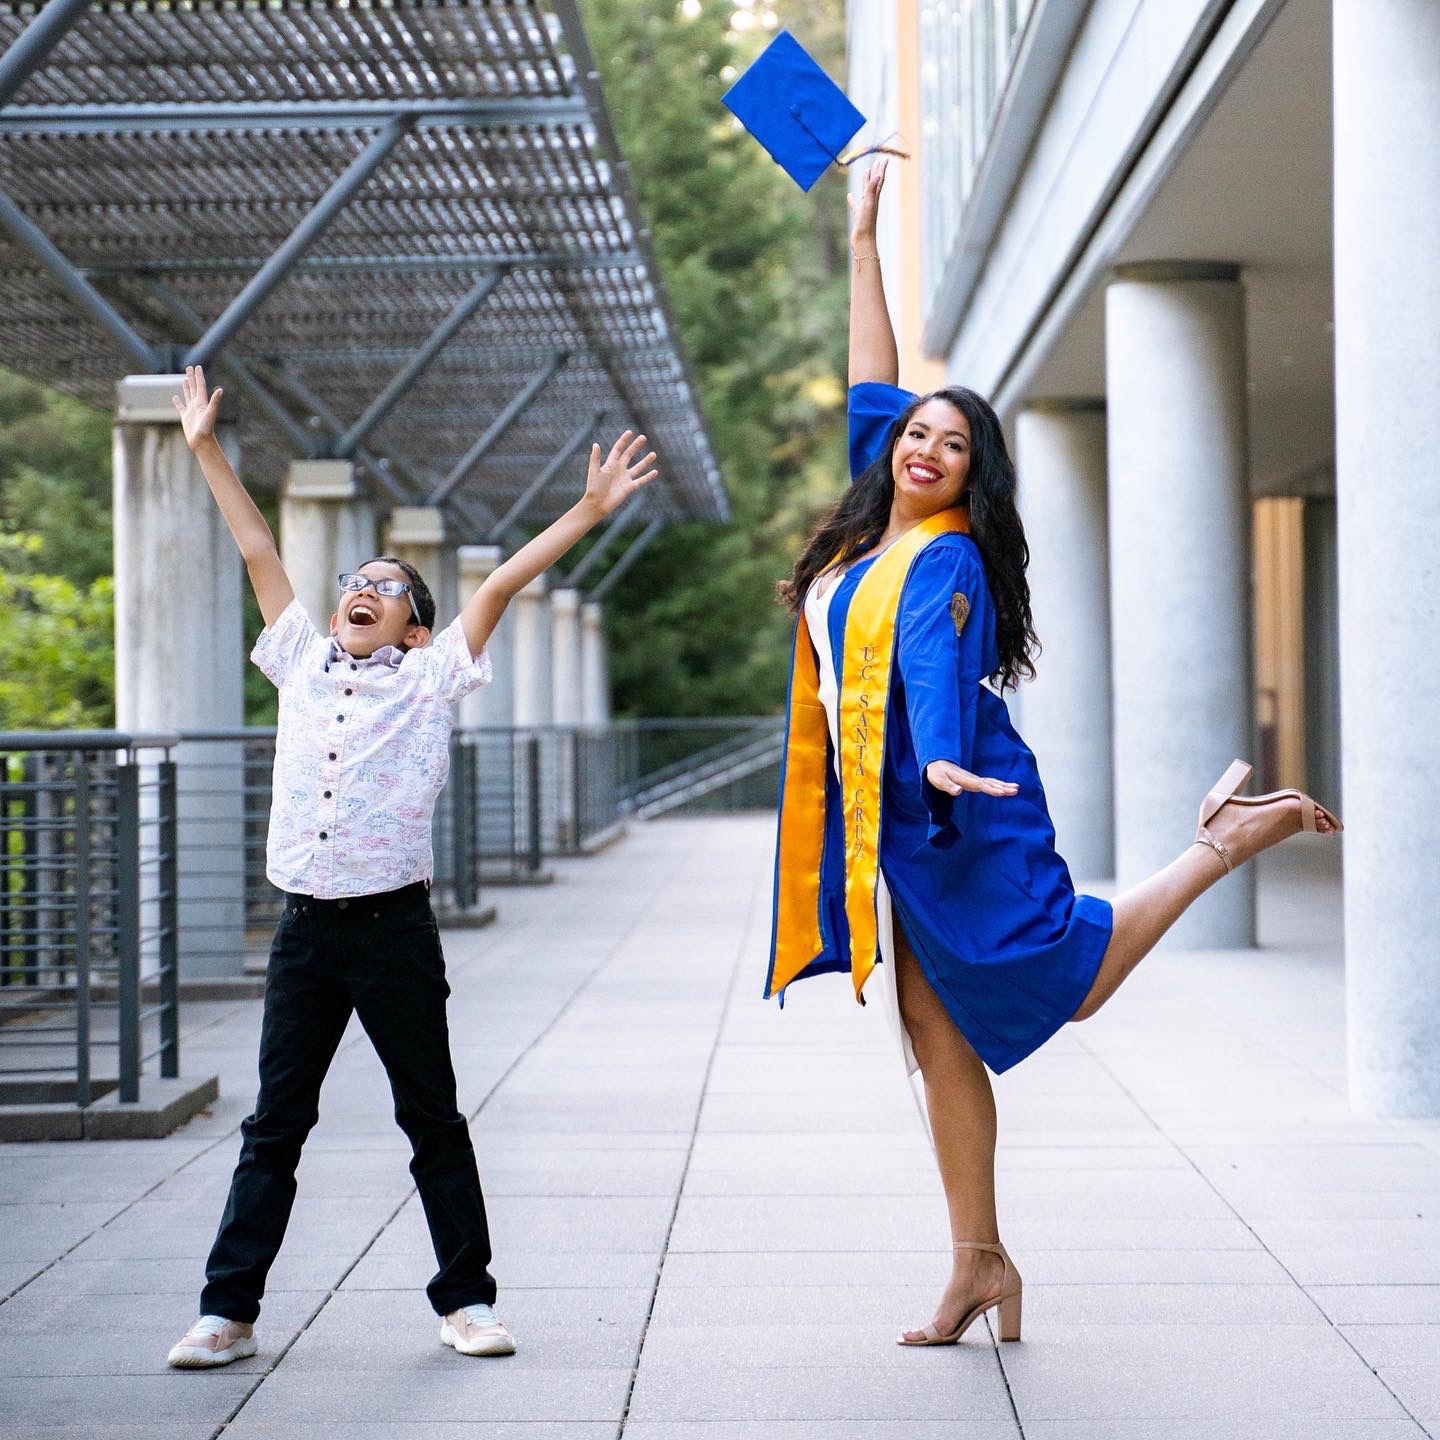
[768, 508, 970, 1003]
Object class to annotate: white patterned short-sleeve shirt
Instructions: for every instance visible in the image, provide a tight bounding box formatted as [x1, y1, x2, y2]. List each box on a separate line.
[251, 598, 492, 898]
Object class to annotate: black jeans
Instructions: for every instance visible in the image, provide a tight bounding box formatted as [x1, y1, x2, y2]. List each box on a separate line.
[200, 881, 496, 1323]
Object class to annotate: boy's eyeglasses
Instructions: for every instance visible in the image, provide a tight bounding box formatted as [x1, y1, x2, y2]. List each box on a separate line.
[337, 572, 421, 625]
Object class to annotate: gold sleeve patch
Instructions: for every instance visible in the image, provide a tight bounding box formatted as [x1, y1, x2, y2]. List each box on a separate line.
[950, 592, 971, 635]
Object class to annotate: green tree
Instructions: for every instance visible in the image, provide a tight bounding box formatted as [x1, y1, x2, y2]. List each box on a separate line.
[579, 0, 853, 716]
[0, 366, 278, 729]
[0, 533, 115, 728]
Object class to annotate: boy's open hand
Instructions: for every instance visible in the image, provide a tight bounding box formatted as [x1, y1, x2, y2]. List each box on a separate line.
[585, 430, 658, 517]
[172, 365, 223, 451]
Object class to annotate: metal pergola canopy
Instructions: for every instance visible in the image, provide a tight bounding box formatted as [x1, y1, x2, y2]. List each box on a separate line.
[0, 0, 728, 536]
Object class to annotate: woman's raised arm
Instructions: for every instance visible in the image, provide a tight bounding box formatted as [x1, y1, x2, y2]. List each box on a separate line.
[847, 159, 899, 388]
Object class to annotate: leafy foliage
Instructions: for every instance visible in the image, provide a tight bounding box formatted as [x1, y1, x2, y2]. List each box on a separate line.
[579, 0, 852, 716]
[0, 533, 115, 728]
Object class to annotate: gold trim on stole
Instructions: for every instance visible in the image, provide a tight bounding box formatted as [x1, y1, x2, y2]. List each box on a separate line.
[769, 508, 970, 1001]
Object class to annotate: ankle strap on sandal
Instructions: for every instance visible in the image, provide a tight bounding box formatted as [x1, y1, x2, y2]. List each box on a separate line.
[952, 1239, 1005, 1253]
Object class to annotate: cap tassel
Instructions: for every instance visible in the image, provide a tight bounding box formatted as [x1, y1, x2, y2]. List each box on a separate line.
[837, 130, 910, 166]
[787, 104, 910, 169]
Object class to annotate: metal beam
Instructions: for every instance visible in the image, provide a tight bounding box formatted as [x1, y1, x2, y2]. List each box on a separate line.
[269, 364, 416, 506]
[428, 350, 568, 506]
[145, 280, 316, 453]
[273, 365, 501, 529]
[182, 115, 414, 366]
[0, 0, 93, 109]
[487, 411, 601, 541]
[588, 517, 664, 602]
[0, 97, 591, 135]
[0, 188, 159, 370]
[565, 494, 643, 587]
[81, 251, 646, 278]
[256, 343, 672, 370]
[332, 268, 505, 457]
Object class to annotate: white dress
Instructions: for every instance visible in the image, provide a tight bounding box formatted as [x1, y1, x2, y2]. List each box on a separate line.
[804, 570, 921, 1078]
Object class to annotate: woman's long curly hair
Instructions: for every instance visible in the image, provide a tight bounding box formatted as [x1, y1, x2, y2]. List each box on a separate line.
[777, 386, 1039, 692]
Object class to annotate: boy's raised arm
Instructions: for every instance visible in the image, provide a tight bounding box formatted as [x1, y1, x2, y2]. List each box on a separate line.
[173, 366, 296, 628]
[847, 159, 899, 388]
[458, 429, 657, 659]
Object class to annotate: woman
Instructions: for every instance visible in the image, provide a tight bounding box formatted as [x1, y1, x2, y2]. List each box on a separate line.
[765, 160, 1341, 1348]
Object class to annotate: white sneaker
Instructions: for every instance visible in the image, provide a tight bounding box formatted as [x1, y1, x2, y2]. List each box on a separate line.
[167, 1314, 257, 1368]
[440, 1304, 516, 1357]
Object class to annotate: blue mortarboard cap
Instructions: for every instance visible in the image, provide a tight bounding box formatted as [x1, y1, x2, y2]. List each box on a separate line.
[722, 29, 867, 192]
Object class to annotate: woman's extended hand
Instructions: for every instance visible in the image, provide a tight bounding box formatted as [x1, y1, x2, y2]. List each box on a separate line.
[846, 157, 888, 251]
[171, 365, 223, 451]
[926, 760, 1019, 798]
[584, 430, 658, 517]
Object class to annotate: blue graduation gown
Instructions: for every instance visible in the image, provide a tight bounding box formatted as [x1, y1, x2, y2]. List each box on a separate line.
[826, 383, 1113, 1073]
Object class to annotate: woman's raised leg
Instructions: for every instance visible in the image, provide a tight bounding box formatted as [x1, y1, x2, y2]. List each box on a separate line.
[1071, 788, 1339, 1022]
[893, 925, 1006, 1341]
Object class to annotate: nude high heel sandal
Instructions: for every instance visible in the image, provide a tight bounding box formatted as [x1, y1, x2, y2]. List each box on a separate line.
[1194, 758, 1344, 874]
[896, 1240, 1022, 1346]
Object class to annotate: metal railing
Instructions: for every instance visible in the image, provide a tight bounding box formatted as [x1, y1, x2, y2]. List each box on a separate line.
[0, 717, 780, 1108]
[0, 732, 180, 1106]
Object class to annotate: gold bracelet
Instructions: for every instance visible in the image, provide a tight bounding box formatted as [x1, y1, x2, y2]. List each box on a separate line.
[851, 252, 880, 262]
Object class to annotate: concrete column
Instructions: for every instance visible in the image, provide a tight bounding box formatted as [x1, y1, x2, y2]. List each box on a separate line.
[113, 375, 245, 977]
[512, 574, 552, 727]
[1334, 0, 1440, 1114]
[280, 459, 376, 633]
[386, 505, 455, 630]
[1104, 263, 1255, 948]
[581, 600, 611, 726]
[456, 544, 513, 729]
[549, 588, 584, 727]
[1015, 401, 1113, 882]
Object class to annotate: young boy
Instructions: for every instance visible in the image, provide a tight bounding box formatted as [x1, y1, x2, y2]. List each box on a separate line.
[164, 366, 656, 1367]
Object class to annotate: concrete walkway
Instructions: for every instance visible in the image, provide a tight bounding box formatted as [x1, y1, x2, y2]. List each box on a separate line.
[1, 815, 1437, 1439]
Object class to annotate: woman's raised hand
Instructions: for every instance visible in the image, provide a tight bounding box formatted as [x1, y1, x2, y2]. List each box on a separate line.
[585, 430, 659, 517]
[846, 158, 888, 251]
[926, 760, 1019, 799]
[171, 365, 224, 451]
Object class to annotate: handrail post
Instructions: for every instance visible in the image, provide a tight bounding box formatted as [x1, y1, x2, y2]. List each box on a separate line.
[115, 761, 141, 1104]
[157, 757, 180, 1079]
[525, 734, 543, 878]
[72, 756, 91, 1108]
[571, 730, 584, 850]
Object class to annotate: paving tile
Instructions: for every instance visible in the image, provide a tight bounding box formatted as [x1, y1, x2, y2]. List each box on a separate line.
[1339, 1324, 1440, 1369]
[623, 1426, 1019, 1440]
[223, 1427, 613, 1440]
[1310, 1286, 1440, 1324]
[0, 1287, 324, 1343]
[1019, 1423, 1426, 1439]
[0, 1202, 130, 1262]
[0, 1428, 216, 1440]
[0, 1263, 42, 1299]
[0, 1374, 256, 1424]
[625, 1357, 1016, 1422]
[276, 1286, 650, 1370]
[1003, 1347, 1406, 1421]
[232, 1364, 631, 1423]
[342, 1248, 661, 1293]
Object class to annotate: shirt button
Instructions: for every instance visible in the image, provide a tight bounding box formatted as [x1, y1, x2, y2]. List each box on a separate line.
[323, 790, 332, 799]
[337, 898, 349, 910]
[319, 830, 328, 840]
[336, 713, 344, 722]
[350, 663, 358, 671]
[328, 752, 337, 761]
[345, 688, 353, 696]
